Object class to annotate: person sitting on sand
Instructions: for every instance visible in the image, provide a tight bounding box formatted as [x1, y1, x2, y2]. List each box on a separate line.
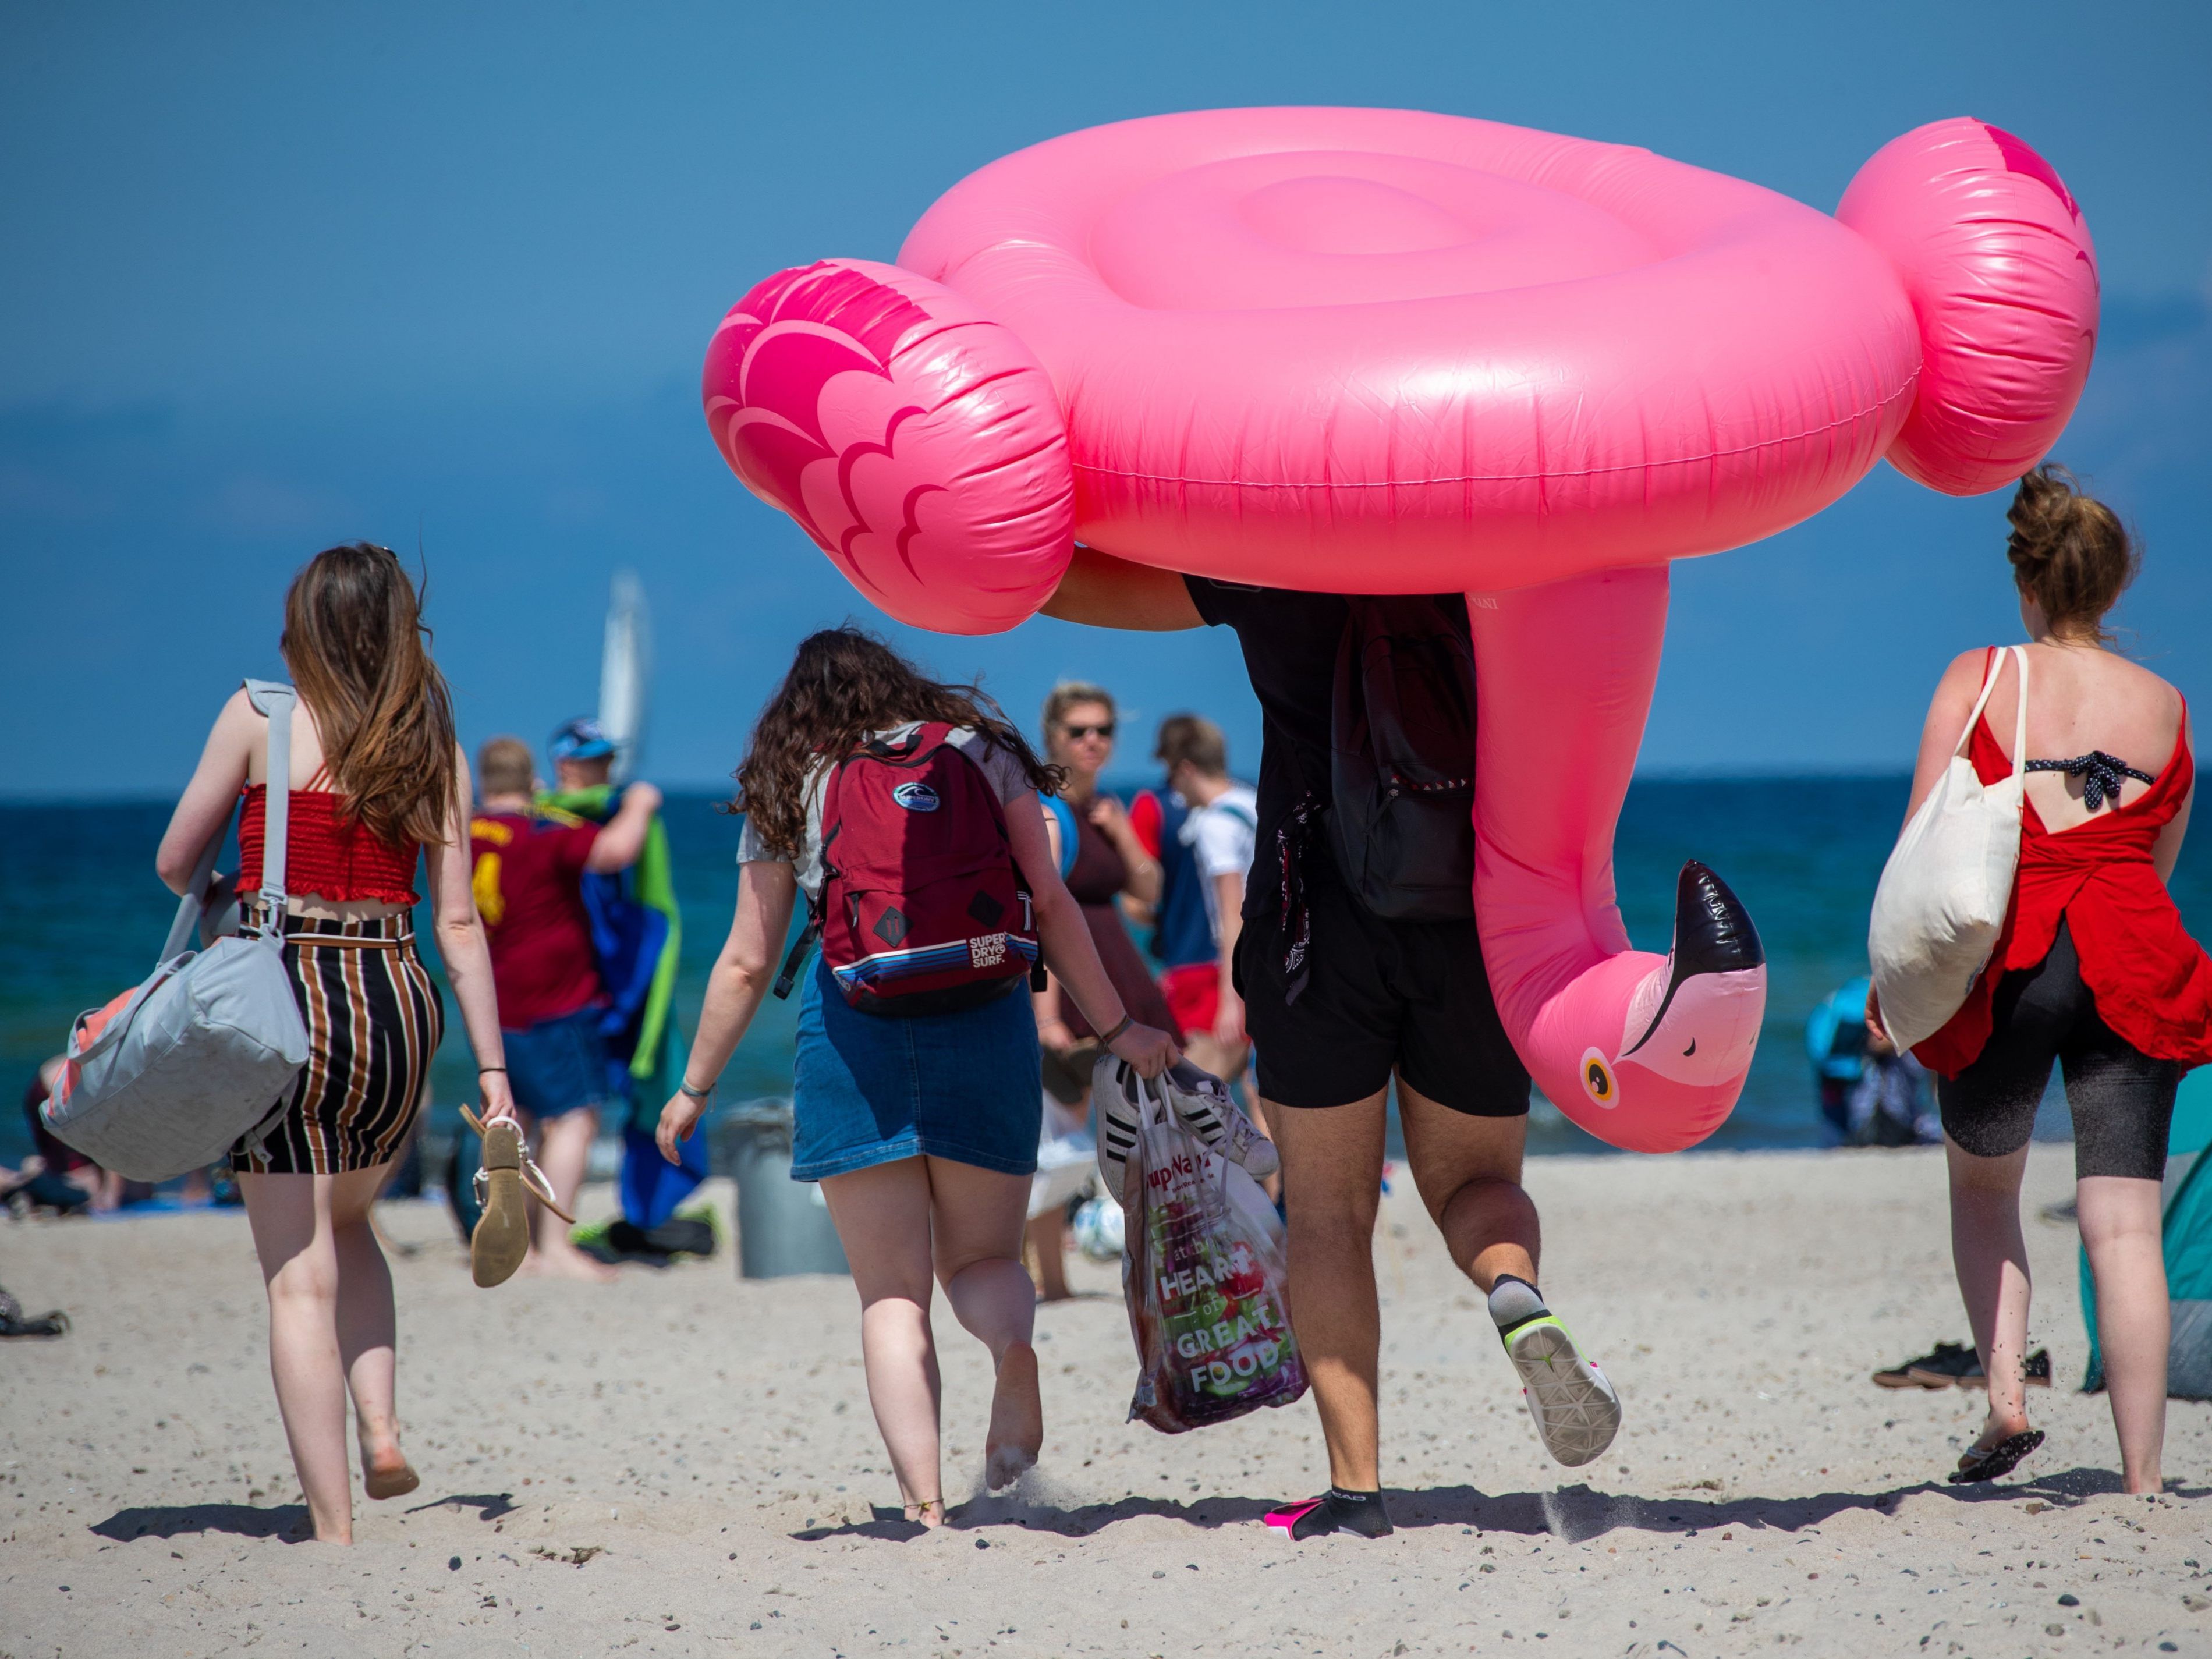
[655, 628, 1177, 1528]
[13, 1058, 114, 1213]
[469, 730, 661, 1282]
[155, 542, 517, 1544]
[1870, 466, 2212, 1493]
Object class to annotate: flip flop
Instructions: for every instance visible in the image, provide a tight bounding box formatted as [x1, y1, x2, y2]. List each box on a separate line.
[463, 1106, 574, 1289]
[1948, 1428, 2044, 1484]
[0, 1286, 69, 1339]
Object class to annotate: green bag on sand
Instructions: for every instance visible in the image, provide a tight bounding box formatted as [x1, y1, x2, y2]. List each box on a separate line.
[2082, 1067, 2212, 1398]
[1121, 1073, 1307, 1433]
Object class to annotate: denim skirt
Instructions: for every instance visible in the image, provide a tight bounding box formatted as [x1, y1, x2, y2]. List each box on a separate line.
[790, 953, 1043, 1181]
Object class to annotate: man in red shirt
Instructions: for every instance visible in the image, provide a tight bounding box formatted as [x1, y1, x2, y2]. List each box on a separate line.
[471, 732, 661, 1280]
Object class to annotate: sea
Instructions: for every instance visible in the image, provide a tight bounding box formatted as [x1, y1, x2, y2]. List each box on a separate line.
[8, 777, 2209, 1169]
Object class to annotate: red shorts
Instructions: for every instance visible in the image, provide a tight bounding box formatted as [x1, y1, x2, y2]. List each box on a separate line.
[1161, 962, 1243, 1044]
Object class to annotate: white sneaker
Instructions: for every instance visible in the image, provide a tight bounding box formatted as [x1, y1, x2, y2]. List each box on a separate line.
[1501, 1311, 1621, 1468]
[1160, 1059, 1279, 1179]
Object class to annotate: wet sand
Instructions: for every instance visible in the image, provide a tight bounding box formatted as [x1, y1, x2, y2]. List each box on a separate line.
[3, 1144, 2207, 1656]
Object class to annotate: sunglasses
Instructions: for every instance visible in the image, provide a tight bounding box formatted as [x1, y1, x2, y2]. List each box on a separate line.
[1059, 722, 1115, 740]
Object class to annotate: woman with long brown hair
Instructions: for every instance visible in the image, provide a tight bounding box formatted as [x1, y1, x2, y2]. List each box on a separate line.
[657, 628, 1177, 1527]
[156, 543, 515, 1544]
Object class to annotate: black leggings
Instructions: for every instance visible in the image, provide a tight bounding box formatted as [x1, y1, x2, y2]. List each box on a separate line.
[1937, 920, 2179, 1181]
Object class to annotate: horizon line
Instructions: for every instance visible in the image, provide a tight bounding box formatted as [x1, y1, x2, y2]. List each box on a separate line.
[0, 765, 1916, 810]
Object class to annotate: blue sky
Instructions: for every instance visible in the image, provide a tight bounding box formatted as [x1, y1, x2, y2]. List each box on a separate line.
[5, 0, 2207, 797]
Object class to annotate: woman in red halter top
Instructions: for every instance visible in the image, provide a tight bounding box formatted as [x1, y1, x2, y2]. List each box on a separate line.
[1871, 468, 2205, 1497]
[154, 544, 516, 1545]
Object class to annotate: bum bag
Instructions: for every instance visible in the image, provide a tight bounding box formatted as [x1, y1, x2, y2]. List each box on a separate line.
[42, 680, 310, 1181]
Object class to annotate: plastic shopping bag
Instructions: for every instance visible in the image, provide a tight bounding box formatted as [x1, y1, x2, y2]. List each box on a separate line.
[1121, 1073, 1307, 1433]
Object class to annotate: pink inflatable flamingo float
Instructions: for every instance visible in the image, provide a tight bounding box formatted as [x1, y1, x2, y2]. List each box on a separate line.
[700, 108, 2098, 1153]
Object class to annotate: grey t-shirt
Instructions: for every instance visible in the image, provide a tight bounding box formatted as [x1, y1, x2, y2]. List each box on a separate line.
[736, 724, 1036, 903]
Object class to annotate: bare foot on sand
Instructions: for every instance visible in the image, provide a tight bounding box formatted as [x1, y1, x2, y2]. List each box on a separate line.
[521, 1246, 619, 1284]
[984, 1341, 1043, 1490]
[360, 1437, 420, 1501]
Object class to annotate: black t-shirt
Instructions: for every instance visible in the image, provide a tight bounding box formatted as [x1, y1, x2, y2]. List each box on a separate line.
[1183, 575, 1473, 916]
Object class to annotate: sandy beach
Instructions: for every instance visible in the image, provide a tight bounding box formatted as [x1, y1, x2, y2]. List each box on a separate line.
[3, 1143, 2207, 1657]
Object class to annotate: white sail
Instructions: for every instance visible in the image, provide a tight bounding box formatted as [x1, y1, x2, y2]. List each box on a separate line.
[597, 570, 651, 785]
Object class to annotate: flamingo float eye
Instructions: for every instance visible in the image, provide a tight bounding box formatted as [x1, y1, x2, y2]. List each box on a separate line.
[1580, 1050, 1617, 1108]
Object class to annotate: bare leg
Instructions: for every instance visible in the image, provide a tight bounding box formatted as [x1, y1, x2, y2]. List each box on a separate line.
[1266, 1089, 1387, 1490]
[2077, 1174, 2167, 1493]
[1243, 1087, 1281, 1204]
[1397, 1081, 1537, 1292]
[522, 1107, 616, 1282]
[328, 1165, 412, 1493]
[928, 1157, 1042, 1488]
[1183, 1033, 1246, 1085]
[240, 1171, 354, 1543]
[820, 1160, 945, 1522]
[1025, 1211, 1072, 1302]
[1944, 1135, 2035, 1447]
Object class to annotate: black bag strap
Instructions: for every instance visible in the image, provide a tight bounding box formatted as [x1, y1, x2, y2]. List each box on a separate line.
[771, 906, 821, 1001]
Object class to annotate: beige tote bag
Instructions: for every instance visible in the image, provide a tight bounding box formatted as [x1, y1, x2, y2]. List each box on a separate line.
[1868, 646, 2029, 1050]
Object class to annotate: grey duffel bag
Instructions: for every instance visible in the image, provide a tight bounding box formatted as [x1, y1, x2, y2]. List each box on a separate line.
[43, 680, 310, 1181]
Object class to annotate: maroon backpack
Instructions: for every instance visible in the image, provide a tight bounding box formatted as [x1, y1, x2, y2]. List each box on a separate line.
[772, 723, 1041, 1015]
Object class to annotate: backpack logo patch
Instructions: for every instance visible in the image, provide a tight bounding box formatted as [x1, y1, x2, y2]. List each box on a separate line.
[968, 933, 1008, 969]
[891, 781, 940, 812]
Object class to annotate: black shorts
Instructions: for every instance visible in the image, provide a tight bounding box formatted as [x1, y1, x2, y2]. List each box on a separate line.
[1235, 869, 1529, 1116]
[1937, 920, 2179, 1182]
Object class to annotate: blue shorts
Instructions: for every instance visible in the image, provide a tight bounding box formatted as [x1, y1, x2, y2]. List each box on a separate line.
[791, 953, 1042, 1182]
[504, 1007, 611, 1121]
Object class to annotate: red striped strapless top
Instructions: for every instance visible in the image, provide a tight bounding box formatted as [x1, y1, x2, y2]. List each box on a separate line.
[1915, 652, 2212, 1075]
[237, 779, 421, 906]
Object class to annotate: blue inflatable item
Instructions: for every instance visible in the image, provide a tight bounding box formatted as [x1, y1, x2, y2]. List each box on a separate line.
[1041, 792, 1080, 879]
[2082, 1065, 2212, 1398]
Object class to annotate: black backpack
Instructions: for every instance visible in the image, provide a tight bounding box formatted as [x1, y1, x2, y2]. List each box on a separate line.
[1327, 596, 1478, 921]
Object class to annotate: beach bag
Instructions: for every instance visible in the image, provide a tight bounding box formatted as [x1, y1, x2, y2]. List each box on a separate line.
[42, 681, 309, 1181]
[773, 722, 1040, 1015]
[1121, 1073, 1307, 1433]
[1328, 595, 1479, 920]
[1868, 646, 2029, 1051]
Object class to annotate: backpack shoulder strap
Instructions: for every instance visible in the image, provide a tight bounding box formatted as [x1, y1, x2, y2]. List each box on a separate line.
[772, 757, 842, 1001]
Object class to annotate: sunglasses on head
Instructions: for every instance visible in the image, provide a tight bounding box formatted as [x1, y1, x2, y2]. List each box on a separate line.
[1060, 721, 1115, 740]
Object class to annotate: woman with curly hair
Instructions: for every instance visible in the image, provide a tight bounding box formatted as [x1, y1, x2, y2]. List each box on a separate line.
[658, 628, 1178, 1526]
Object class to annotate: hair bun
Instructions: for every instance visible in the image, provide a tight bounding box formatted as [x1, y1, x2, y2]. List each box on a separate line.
[2007, 465, 2079, 562]
[2004, 463, 2136, 635]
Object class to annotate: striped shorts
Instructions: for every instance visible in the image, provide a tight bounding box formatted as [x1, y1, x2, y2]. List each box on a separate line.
[231, 909, 446, 1176]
